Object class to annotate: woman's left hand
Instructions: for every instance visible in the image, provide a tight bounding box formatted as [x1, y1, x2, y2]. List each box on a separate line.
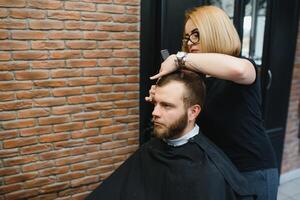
[150, 55, 178, 80]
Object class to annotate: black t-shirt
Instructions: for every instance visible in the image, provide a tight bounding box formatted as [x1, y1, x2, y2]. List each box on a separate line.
[198, 60, 277, 172]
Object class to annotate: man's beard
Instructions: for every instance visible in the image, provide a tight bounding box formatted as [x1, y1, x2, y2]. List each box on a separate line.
[153, 111, 188, 139]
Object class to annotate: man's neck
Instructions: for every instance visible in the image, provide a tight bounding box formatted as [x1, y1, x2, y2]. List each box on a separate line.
[164, 124, 199, 147]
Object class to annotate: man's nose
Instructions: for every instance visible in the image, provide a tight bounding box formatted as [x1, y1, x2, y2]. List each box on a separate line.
[152, 105, 160, 117]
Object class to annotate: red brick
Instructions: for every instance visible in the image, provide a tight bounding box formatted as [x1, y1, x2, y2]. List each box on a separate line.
[24, 177, 56, 189]
[22, 161, 54, 172]
[16, 89, 49, 99]
[0, 130, 18, 140]
[30, 193, 57, 200]
[57, 171, 85, 182]
[53, 122, 84, 132]
[114, 0, 139, 5]
[111, 32, 139, 40]
[39, 166, 69, 177]
[0, 184, 22, 195]
[83, 50, 112, 58]
[115, 100, 139, 108]
[3, 137, 37, 149]
[52, 105, 82, 115]
[98, 93, 126, 101]
[28, 0, 63, 9]
[113, 15, 139, 23]
[99, 76, 126, 84]
[71, 145, 98, 156]
[71, 176, 98, 187]
[67, 77, 97, 86]
[72, 192, 91, 200]
[81, 13, 111, 21]
[83, 67, 112, 76]
[85, 102, 113, 111]
[0, 112, 16, 120]
[65, 21, 97, 30]
[85, 150, 113, 161]
[0, 30, 9, 39]
[97, 4, 125, 13]
[83, 0, 112, 2]
[54, 140, 85, 149]
[126, 41, 140, 48]
[20, 126, 51, 137]
[3, 155, 38, 167]
[10, 8, 45, 19]
[53, 87, 82, 97]
[113, 67, 139, 75]
[0, 148, 19, 158]
[72, 112, 99, 122]
[71, 129, 98, 139]
[86, 135, 112, 144]
[116, 115, 139, 123]
[84, 85, 112, 94]
[0, 8, 8, 17]
[85, 118, 113, 128]
[113, 131, 138, 140]
[15, 70, 49, 80]
[127, 75, 139, 83]
[32, 41, 65, 50]
[127, 6, 139, 14]
[0, 92, 15, 101]
[68, 95, 97, 104]
[5, 188, 39, 199]
[0, 40, 28, 50]
[101, 109, 128, 118]
[100, 155, 126, 166]
[0, 61, 29, 71]
[2, 119, 35, 130]
[101, 140, 128, 150]
[30, 19, 64, 30]
[0, 0, 25, 7]
[97, 24, 128, 32]
[0, 19, 26, 29]
[48, 11, 80, 20]
[66, 41, 96, 49]
[0, 81, 32, 91]
[18, 108, 49, 118]
[34, 97, 65, 107]
[12, 31, 47, 40]
[39, 116, 70, 125]
[67, 59, 97, 67]
[40, 182, 69, 193]
[71, 160, 98, 171]
[34, 80, 66, 88]
[4, 172, 38, 184]
[51, 69, 81, 78]
[128, 58, 139, 66]
[21, 144, 52, 155]
[40, 149, 71, 160]
[100, 124, 127, 134]
[31, 60, 65, 69]
[87, 164, 114, 175]
[114, 84, 139, 92]
[99, 59, 126, 67]
[0, 72, 13, 80]
[0, 168, 19, 177]
[39, 132, 70, 143]
[83, 32, 110, 40]
[13, 51, 48, 60]
[113, 50, 138, 58]
[128, 122, 139, 130]
[65, 1, 95, 11]
[0, 100, 32, 111]
[98, 41, 125, 48]
[48, 32, 82, 40]
[0, 52, 10, 60]
[55, 155, 86, 166]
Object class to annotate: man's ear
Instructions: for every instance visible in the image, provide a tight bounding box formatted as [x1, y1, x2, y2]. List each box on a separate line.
[188, 104, 201, 121]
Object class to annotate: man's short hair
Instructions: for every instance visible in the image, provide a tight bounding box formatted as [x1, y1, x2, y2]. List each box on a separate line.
[156, 70, 206, 108]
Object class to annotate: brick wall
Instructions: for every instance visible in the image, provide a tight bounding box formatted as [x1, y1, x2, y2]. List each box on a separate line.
[281, 21, 300, 173]
[0, 0, 140, 199]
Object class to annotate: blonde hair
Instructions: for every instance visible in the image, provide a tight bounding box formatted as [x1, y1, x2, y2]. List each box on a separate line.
[183, 6, 241, 56]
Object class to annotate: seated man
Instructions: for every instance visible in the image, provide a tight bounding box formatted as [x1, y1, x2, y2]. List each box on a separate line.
[86, 70, 254, 200]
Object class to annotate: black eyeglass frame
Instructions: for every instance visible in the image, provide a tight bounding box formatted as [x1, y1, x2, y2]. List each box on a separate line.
[182, 29, 200, 45]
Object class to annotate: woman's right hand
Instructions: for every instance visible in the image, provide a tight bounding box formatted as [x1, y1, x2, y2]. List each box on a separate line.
[145, 85, 156, 103]
[150, 54, 178, 80]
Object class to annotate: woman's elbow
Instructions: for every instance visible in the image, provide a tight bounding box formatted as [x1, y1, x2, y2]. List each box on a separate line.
[233, 60, 256, 84]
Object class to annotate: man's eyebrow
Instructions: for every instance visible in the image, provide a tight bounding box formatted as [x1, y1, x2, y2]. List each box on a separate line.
[160, 101, 176, 107]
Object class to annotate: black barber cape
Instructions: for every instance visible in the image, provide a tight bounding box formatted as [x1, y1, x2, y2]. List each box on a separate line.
[86, 131, 255, 200]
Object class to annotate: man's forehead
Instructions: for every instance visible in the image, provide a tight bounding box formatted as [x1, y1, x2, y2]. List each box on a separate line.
[155, 81, 185, 99]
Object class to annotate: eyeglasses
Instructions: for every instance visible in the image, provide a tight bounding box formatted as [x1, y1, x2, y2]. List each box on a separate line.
[182, 30, 200, 45]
